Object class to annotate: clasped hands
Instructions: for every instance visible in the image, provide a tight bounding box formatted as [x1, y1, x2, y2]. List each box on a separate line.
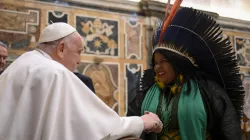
[140, 111, 163, 133]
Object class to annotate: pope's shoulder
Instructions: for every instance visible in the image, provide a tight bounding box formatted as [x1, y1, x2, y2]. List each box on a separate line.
[17, 50, 69, 75]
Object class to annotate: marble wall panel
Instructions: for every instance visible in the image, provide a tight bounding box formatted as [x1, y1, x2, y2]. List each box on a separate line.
[76, 16, 119, 57]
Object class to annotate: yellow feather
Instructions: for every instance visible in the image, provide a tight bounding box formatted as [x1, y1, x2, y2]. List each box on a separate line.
[171, 84, 178, 94]
[155, 76, 165, 89]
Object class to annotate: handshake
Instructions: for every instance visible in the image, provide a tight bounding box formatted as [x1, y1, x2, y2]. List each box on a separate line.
[140, 111, 163, 133]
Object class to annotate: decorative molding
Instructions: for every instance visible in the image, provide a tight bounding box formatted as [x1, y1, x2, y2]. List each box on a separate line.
[0, 4, 40, 52]
[0, 9, 39, 34]
[124, 20, 142, 60]
[78, 61, 120, 113]
[139, 0, 219, 18]
[29, 0, 250, 32]
[62, 0, 141, 13]
[47, 10, 69, 25]
[218, 17, 250, 32]
[234, 36, 250, 68]
[140, 0, 250, 32]
[124, 63, 143, 115]
[75, 15, 120, 57]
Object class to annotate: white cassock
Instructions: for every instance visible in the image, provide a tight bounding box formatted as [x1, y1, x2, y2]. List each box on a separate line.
[0, 49, 143, 140]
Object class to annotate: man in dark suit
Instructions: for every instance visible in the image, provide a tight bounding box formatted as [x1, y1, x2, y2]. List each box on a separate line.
[74, 72, 95, 93]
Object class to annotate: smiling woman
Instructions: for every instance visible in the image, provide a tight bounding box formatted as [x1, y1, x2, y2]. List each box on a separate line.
[127, 5, 244, 140]
[153, 52, 176, 86]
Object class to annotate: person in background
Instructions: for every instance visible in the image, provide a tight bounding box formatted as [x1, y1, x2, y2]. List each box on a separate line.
[0, 41, 8, 75]
[74, 69, 95, 93]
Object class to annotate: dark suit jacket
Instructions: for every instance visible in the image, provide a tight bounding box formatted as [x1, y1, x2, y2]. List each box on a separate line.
[74, 72, 95, 93]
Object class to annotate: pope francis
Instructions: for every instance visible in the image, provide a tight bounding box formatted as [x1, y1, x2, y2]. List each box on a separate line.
[0, 23, 162, 140]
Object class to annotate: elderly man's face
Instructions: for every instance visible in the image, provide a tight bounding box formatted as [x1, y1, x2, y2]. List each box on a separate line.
[57, 32, 83, 71]
[0, 46, 8, 71]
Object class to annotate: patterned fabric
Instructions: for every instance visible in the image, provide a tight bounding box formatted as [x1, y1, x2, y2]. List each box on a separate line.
[159, 130, 180, 140]
[159, 130, 212, 140]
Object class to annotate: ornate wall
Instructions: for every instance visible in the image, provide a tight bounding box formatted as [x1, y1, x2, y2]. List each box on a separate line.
[227, 31, 250, 134]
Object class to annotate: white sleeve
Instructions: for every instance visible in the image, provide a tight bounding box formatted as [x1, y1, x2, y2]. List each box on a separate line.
[105, 116, 144, 140]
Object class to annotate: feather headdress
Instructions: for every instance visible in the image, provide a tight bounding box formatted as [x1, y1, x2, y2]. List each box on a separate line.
[141, 1, 244, 117]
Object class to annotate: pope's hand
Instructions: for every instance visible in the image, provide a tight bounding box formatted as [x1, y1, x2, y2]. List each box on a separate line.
[140, 111, 163, 133]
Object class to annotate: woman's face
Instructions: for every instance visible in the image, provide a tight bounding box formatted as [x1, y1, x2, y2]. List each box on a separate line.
[154, 52, 176, 85]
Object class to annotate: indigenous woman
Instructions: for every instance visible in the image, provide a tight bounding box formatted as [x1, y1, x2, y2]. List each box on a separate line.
[127, 1, 244, 140]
